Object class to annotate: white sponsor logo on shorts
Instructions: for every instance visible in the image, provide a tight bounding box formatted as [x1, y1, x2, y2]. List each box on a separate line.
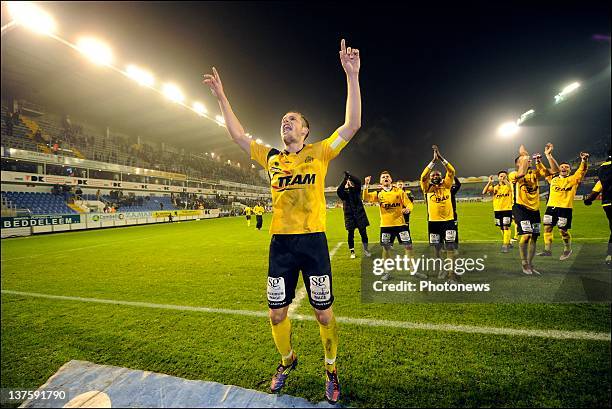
[429, 233, 440, 244]
[267, 277, 286, 302]
[532, 223, 541, 234]
[445, 230, 457, 242]
[495, 218, 501, 226]
[520, 220, 533, 233]
[381, 232, 391, 244]
[399, 230, 411, 242]
[309, 275, 331, 302]
[502, 217, 511, 226]
[557, 217, 568, 228]
[543, 214, 553, 225]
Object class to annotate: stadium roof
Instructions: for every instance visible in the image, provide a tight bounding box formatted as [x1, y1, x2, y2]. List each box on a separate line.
[1, 27, 248, 160]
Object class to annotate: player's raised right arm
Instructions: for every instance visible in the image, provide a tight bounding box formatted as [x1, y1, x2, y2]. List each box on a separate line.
[202, 67, 251, 154]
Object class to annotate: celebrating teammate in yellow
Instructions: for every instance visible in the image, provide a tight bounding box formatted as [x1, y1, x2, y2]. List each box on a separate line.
[420, 145, 457, 282]
[363, 172, 425, 280]
[203, 38, 361, 404]
[508, 144, 558, 275]
[482, 171, 513, 253]
[538, 152, 589, 260]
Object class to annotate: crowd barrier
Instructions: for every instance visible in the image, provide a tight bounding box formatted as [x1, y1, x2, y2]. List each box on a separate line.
[0, 209, 220, 238]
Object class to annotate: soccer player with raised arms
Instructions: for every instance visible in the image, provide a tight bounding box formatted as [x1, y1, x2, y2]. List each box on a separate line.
[420, 145, 458, 281]
[482, 171, 513, 252]
[508, 144, 558, 275]
[537, 152, 589, 260]
[363, 171, 424, 280]
[202, 39, 361, 404]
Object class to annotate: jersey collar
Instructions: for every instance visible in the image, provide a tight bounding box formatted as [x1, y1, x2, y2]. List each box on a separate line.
[282, 144, 306, 155]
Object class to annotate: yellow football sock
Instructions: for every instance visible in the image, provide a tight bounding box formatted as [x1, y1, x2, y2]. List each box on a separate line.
[502, 229, 511, 245]
[543, 231, 553, 251]
[271, 317, 293, 366]
[514, 223, 519, 240]
[318, 315, 338, 372]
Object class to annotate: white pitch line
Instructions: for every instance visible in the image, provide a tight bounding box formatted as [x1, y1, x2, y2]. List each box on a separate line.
[288, 241, 344, 315]
[2, 289, 609, 342]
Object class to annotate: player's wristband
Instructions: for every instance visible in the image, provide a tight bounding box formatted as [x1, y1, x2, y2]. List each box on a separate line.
[442, 159, 449, 166]
[427, 162, 435, 169]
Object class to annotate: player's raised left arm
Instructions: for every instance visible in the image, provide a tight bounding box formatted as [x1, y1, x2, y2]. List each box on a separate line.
[335, 39, 361, 142]
[574, 152, 589, 183]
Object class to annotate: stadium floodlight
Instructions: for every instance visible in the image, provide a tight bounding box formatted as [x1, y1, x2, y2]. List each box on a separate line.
[251, 164, 255, 168]
[554, 82, 581, 104]
[6, 1, 56, 35]
[215, 115, 225, 125]
[210, 152, 215, 158]
[193, 102, 207, 116]
[498, 121, 519, 138]
[126, 65, 154, 87]
[517, 109, 535, 125]
[255, 138, 263, 144]
[76, 37, 113, 66]
[227, 160, 231, 164]
[162, 83, 184, 103]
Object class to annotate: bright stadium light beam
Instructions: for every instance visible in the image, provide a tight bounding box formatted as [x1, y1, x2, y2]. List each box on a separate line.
[193, 102, 207, 116]
[6, 1, 56, 35]
[215, 115, 225, 126]
[517, 109, 535, 125]
[498, 121, 520, 138]
[554, 82, 581, 104]
[76, 37, 113, 66]
[126, 65, 154, 87]
[162, 83, 185, 103]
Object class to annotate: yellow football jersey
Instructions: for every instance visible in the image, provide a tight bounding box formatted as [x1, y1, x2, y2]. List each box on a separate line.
[508, 162, 547, 211]
[244, 207, 252, 215]
[253, 205, 265, 216]
[490, 184, 513, 212]
[250, 131, 347, 234]
[363, 186, 410, 227]
[420, 162, 456, 221]
[546, 161, 587, 209]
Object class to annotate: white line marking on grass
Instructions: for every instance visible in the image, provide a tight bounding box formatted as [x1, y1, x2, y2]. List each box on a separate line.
[2, 289, 609, 341]
[288, 241, 343, 315]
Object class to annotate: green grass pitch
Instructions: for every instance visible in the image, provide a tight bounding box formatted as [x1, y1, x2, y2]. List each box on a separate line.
[1, 201, 610, 407]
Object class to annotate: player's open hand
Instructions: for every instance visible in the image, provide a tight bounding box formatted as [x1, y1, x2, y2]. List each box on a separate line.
[364, 176, 372, 185]
[488, 175, 494, 183]
[519, 145, 529, 158]
[402, 207, 411, 215]
[339, 39, 360, 76]
[544, 143, 554, 156]
[580, 152, 590, 160]
[202, 67, 224, 99]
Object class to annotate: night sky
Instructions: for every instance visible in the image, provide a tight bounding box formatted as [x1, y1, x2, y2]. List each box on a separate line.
[24, 1, 612, 182]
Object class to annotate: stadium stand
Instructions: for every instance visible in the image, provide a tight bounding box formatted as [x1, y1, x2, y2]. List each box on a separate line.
[1, 191, 78, 215]
[1, 101, 267, 187]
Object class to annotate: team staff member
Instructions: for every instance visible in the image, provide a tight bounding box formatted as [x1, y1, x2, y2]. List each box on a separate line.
[244, 205, 253, 227]
[203, 39, 361, 404]
[420, 145, 457, 281]
[337, 171, 370, 259]
[482, 171, 513, 252]
[508, 144, 558, 275]
[253, 203, 265, 230]
[538, 152, 589, 260]
[584, 150, 612, 265]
